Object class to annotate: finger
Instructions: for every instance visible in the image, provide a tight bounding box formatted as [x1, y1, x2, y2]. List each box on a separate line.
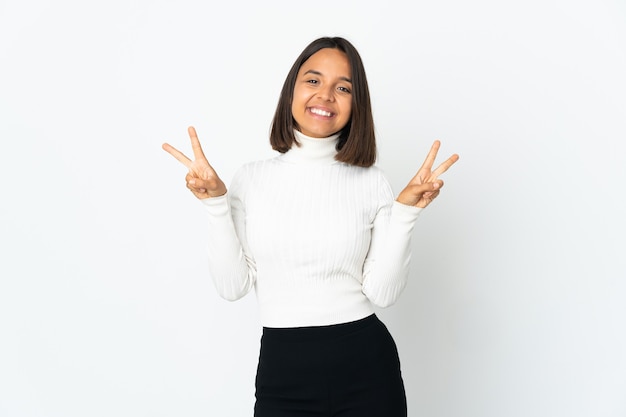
[186, 179, 208, 194]
[188, 126, 208, 162]
[162, 142, 193, 168]
[185, 182, 209, 199]
[187, 176, 206, 189]
[420, 189, 439, 200]
[431, 153, 460, 177]
[419, 140, 441, 172]
[187, 184, 207, 194]
[186, 176, 218, 192]
[408, 140, 441, 184]
[412, 180, 443, 194]
[415, 189, 441, 208]
[396, 181, 442, 206]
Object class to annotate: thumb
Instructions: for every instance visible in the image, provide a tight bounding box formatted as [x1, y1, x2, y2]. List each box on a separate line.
[397, 181, 443, 206]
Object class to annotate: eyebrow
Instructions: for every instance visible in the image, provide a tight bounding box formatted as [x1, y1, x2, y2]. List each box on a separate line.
[304, 69, 352, 83]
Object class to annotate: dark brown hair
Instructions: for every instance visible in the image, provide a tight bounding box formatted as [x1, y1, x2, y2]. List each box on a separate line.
[270, 37, 376, 167]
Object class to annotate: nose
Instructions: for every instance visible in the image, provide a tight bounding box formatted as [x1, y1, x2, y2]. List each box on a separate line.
[317, 85, 335, 102]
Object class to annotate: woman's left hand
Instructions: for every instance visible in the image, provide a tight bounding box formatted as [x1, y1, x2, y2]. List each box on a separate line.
[396, 140, 459, 208]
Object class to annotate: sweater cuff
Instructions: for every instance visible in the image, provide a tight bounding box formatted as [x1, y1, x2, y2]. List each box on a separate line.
[392, 200, 422, 222]
[200, 193, 230, 216]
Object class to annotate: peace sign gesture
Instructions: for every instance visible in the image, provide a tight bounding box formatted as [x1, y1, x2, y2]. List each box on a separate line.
[396, 140, 459, 208]
[162, 126, 227, 199]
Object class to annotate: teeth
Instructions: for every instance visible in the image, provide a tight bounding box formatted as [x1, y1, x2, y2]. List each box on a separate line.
[310, 108, 332, 117]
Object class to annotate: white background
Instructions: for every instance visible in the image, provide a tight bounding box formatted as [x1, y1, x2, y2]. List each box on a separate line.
[1, 0, 625, 416]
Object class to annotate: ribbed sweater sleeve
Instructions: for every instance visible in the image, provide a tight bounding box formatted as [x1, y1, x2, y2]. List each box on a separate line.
[200, 166, 256, 300]
[362, 191, 422, 307]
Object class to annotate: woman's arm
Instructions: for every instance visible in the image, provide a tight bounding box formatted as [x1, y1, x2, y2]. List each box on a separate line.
[362, 141, 458, 306]
[201, 185, 256, 301]
[361, 179, 421, 307]
[163, 127, 256, 301]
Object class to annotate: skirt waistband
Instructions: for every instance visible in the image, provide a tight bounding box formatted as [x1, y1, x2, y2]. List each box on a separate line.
[262, 314, 378, 342]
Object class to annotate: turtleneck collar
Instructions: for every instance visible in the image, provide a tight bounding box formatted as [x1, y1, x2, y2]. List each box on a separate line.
[279, 130, 341, 166]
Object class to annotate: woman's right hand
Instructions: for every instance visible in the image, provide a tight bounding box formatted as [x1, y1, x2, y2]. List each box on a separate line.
[162, 126, 227, 199]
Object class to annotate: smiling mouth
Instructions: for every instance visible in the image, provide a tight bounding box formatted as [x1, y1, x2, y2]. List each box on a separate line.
[309, 107, 333, 117]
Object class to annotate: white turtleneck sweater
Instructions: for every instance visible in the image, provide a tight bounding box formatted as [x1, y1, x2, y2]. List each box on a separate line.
[201, 131, 422, 328]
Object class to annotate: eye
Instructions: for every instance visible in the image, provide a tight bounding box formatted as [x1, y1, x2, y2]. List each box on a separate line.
[338, 86, 351, 94]
[306, 79, 319, 85]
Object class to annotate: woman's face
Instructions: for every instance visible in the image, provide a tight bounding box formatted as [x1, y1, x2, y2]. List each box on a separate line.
[291, 48, 352, 138]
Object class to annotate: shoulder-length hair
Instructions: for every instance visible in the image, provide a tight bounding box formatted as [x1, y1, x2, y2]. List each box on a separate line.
[270, 37, 376, 167]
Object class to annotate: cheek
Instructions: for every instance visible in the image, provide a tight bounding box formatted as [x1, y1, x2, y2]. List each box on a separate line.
[341, 99, 353, 119]
[291, 90, 305, 111]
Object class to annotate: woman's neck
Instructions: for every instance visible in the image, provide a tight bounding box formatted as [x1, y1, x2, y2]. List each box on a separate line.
[279, 130, 341, 165]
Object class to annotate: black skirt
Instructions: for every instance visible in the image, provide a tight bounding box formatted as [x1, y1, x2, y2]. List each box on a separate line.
[254, 314, 407, 417]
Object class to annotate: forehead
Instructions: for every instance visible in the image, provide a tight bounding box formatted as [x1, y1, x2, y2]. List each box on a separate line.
[299, 48, 351, 76]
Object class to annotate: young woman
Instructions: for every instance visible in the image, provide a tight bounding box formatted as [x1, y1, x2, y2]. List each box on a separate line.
[163, 36, 458, 417]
